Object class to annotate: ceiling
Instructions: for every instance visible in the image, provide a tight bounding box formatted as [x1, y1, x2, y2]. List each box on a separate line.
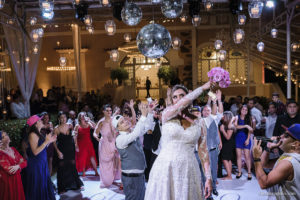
[0, 0, 300, 76]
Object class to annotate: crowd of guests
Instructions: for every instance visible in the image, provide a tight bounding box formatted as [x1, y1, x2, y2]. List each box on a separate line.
[0, 84, 300, 200]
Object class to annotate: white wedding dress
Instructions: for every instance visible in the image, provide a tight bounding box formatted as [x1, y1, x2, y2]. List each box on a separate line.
[144, 87, 208, 200]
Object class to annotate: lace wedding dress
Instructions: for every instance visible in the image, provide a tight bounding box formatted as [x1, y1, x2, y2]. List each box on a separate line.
[144, 87, 209, 200]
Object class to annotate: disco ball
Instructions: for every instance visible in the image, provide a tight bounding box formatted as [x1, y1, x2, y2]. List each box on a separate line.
[121, 2, 142, 26]
[161, 0, 183, 19]
[137, 23, 172, 58]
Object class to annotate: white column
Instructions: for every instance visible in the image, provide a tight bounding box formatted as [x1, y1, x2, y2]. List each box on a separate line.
[192, 27, 197, 89]
[72, 24, 82, 101]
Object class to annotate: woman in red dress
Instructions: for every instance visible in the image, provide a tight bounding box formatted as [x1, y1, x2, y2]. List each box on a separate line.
[74, 112, 98, 176]
[0, 131, 27, 200]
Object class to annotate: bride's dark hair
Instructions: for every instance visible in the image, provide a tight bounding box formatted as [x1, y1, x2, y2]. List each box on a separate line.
[171, 84, 197, 120]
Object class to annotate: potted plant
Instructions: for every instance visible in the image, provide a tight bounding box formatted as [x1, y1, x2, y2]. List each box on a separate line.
[157, 66, 176, 85]
[110, 67, 129, 86]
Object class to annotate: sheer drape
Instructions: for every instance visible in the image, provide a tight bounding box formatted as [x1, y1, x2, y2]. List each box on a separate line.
[2, 25, 42, 117]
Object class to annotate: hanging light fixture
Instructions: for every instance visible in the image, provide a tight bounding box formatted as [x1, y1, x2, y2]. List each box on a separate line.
[219, 50, 226, 61]
[84, 15, 92, 26]
[270, 28, 278, 38]
[105, 20, 116, 36]
[37, 28, 44, 37]
[205, 1, 213, 11]
[180, 14, 187, 23]
[39, 0, 54, 12]
[33, 45, 39, 54]
[42, 10, 54, 20]
[266, 0, 274, 8]
[275, 72, 279, 77]
[294, 60, 299, 66]
[99, 0, 111, 7]
[30, 17, 37, 26]
[257, 42, 265, 52]
[214, 40, 222, 50]
[86, 26, 94, 34]
[152, 0, 162, 3]
[30, 29, 40, 42]
[233, 29, 245, 44]
[192, 15, 201, 27]
[248, 1, 264, 18]
[238, 14, 246, 25]
[283, 64, 288, 70]
[110, 49, 119, 62]
[172, 37, 181, 50]
[124, 33, 132, 42]
[291, 43, 298, 52]
[0, 0, 5, 9]
[59, 57, 67, 67]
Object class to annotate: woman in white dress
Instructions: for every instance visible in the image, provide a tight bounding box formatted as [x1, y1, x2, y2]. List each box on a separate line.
[145, 82, 212, 200]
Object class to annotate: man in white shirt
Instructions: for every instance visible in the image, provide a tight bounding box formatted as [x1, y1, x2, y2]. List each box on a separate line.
[263, 102, 277, 138]
[67, 110, 78, 128]
[202, 90, 223, 198]
[230, 95, 242, 116]
[114, 103, 150, 200]
[248, 98, 263, 135]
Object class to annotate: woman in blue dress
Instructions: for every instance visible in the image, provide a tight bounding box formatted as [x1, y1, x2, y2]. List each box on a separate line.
[234, 105, 254, 180]
[24, 115, 57, 200]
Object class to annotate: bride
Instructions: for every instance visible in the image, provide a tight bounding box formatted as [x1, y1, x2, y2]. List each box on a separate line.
[145, 82, 212, 200]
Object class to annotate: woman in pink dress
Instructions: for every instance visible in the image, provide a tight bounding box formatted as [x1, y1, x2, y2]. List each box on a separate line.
[74, 112, 98, 176]
[94, 104, 121, 188]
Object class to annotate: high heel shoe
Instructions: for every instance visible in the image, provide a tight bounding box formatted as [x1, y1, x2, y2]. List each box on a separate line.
[248, 173, 252, 180]
[236, 172, 242, 179]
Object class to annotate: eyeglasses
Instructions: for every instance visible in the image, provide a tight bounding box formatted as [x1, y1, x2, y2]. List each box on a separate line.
[105, 109, 112, 112]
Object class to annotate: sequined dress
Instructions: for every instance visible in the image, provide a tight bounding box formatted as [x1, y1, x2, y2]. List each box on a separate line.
[145, 87, 209, 200]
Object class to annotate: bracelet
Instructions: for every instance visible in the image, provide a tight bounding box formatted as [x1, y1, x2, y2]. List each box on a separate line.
[254, 158, 261, 162]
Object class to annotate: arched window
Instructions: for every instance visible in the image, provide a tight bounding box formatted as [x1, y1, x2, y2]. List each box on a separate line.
[198, 46, 248, 85]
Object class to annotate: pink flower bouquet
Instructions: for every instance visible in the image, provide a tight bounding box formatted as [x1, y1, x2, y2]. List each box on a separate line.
[207, 67, 231, 88]
[207, 67, 231, 99]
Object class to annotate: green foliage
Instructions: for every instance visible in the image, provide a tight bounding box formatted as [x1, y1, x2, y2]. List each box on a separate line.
[110, 67, 129, 85]
[157, 66, 176, 85]
[0, 119, 26, 151]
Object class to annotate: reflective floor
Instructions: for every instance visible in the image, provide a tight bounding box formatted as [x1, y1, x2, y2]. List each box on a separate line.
[54, 168, 269, 200]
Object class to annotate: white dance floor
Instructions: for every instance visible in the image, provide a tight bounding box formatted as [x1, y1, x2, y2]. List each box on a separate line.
[54, 168, 269, 200]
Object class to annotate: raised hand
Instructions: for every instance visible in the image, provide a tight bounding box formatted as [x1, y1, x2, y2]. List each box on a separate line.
[45, 134, 57, 144]
[253, 138, 263, 159]
[140, 103, 148, 117]
[129, 99, 134, 108]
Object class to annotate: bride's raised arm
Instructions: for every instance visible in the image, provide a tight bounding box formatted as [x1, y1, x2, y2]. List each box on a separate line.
[162, 82, 211, 123]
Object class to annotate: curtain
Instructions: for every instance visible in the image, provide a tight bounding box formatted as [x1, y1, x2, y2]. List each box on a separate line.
[2, 25, 42, 117]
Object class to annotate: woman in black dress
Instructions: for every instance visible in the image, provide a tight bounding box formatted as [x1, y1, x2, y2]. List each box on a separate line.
[53, 111, 83, 194]
[220, 111, 236, 180]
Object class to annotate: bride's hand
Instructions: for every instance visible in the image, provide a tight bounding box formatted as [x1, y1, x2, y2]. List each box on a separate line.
[204, 179, 212, 198]
[201, 81, 211, 90]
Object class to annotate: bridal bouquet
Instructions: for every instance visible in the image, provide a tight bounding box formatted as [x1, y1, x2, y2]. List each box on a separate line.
[207, 67, 231, 99]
